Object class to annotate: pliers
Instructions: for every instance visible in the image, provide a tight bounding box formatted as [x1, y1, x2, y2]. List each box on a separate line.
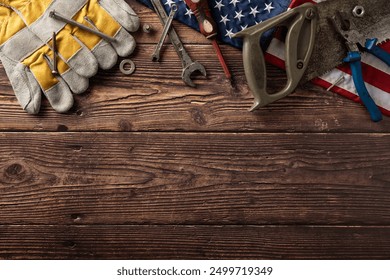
[330, 14, 390, 122]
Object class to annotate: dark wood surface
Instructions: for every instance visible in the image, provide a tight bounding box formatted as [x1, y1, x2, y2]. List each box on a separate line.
[0, 1, 389, 259]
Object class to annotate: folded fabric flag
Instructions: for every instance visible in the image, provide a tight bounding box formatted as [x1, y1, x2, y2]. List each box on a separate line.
[265, 0, 390, 116]
[137, 0, 291, 48]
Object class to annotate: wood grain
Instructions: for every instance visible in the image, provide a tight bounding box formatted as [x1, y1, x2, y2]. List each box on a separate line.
[1, 132, 389, 225]
[0, 1, 389, 260]
[0, 47, 388, 132]
[1, 225, 389, 259]
[0, 0, 388, 132]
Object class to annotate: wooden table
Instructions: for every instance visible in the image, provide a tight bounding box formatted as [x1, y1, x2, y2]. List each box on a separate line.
[0, 1, 389, 259]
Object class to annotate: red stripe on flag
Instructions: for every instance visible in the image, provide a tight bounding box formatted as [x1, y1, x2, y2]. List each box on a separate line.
[265, 52, 285, 68]
[313, 77, 390, 116]
[289, 0, 315, 8]
[265, 52, 390, 116]
[337, 61, 390, 95]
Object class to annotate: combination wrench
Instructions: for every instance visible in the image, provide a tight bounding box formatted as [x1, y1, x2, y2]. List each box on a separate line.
[152, 4, 178, 62]
[151, 0, 207, 87]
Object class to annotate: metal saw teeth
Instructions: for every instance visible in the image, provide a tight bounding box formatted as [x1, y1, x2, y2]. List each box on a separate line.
[378, 38, 390, 46]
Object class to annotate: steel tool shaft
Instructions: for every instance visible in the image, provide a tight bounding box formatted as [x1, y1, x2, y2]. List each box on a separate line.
[51, 32, 58, 75]
[152, 4, 178, 62]
[50, 10, 116, 42]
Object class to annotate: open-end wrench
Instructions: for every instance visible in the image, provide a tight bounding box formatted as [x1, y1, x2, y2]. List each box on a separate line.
[150, 0, 207, 87]
[152, 4, 178, 62]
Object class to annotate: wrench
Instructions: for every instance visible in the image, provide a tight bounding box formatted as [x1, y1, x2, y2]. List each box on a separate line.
[152, 4, 178, 62]
[150, 0, 207, 87]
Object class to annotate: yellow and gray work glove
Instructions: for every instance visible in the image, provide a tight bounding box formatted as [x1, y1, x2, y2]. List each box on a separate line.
[0, 0, 139, 114]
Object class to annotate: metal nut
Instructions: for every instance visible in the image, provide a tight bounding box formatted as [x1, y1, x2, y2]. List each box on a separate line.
[119, 59, 136, 75]
[352, 6, 365, 17]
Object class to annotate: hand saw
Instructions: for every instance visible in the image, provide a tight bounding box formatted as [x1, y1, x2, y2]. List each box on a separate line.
[233, 0, 390, 111]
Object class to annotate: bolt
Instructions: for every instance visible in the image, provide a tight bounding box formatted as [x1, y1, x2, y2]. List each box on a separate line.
[143, 24, 153, 33]
[305, 8, 316, 20]
[297, 61, 304, 69]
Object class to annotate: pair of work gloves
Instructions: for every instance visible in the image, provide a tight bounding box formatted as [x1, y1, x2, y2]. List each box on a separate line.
[0, 0, 139, 114]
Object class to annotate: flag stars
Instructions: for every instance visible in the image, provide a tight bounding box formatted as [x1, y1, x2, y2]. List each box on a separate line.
[264, 2, 275, 13]
[249, 6, 260, 17]
[214, 0, 224, 11]
[225, 28, 234, 38]
[220, 14, 230, 25]
[229, 0, 240, 8]
[234, 10, 244, 22]
[164, 0, 175, 7]
[240, 24, 248, 30]
[184, 8, 194, 18]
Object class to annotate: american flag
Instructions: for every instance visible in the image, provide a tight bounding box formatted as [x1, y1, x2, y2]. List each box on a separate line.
[265, 0, 390, 116]
[137, 0, 291, 48]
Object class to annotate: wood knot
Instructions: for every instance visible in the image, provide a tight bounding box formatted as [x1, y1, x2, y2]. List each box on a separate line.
[57, 124, 69, 132]
[119, 119, 133, 132]
[5, 163, 26, 180]
[6, 163, 23, 176]
[190, 108, 207, 126]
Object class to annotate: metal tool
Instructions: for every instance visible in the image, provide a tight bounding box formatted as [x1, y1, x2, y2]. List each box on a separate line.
[303, 0, 390, 83]
[119, 59, 136, 75]
[150, 0, 206, 87]
[51, 32, 58, 75]
[152, 4, 178, 62]
[328, 11, 390, 122]
[184, 0, 231, 80]
[49, 10, 115, 42]
[326, 74, 345, 91]
[233, 0, 390, 112]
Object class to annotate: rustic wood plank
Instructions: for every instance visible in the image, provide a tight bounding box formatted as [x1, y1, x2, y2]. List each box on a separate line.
[1, 132, 389, 225]
[0, 46, 388, 132]
[0, 225, 389, 259]
[0, 1, 388, 132]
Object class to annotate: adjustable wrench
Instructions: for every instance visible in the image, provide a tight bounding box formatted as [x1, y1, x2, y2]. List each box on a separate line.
[151, 0, 207, 87]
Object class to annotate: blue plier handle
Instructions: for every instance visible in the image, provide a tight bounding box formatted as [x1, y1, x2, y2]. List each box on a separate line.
[330, 15, 388, 122]
[365, 38, 390, 66]
[343, 48, 383, 122]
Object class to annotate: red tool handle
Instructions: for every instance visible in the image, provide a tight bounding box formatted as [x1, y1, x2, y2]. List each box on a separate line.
[184, 0, 218, 39]
[184, 0, 232, 79]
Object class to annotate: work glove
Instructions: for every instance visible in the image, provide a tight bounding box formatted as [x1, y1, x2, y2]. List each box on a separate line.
[0, 0, 139, 114]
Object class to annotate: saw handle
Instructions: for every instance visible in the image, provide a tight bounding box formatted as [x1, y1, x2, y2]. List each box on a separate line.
[344, 51, 383, 122]
[365, 38, 390, 66]
[233, 3, 317, 110]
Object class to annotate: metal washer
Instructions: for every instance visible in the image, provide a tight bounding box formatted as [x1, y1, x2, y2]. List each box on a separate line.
[119, 59, 136, 75]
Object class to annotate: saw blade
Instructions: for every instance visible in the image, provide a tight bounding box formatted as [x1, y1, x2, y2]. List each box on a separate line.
[301, 0, 390, 83]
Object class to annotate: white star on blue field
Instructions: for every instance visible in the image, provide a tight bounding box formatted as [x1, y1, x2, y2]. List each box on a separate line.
[139, 0, 291, 48]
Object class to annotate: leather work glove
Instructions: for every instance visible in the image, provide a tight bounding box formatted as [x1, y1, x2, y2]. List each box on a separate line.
[0, 0, 139, 114]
